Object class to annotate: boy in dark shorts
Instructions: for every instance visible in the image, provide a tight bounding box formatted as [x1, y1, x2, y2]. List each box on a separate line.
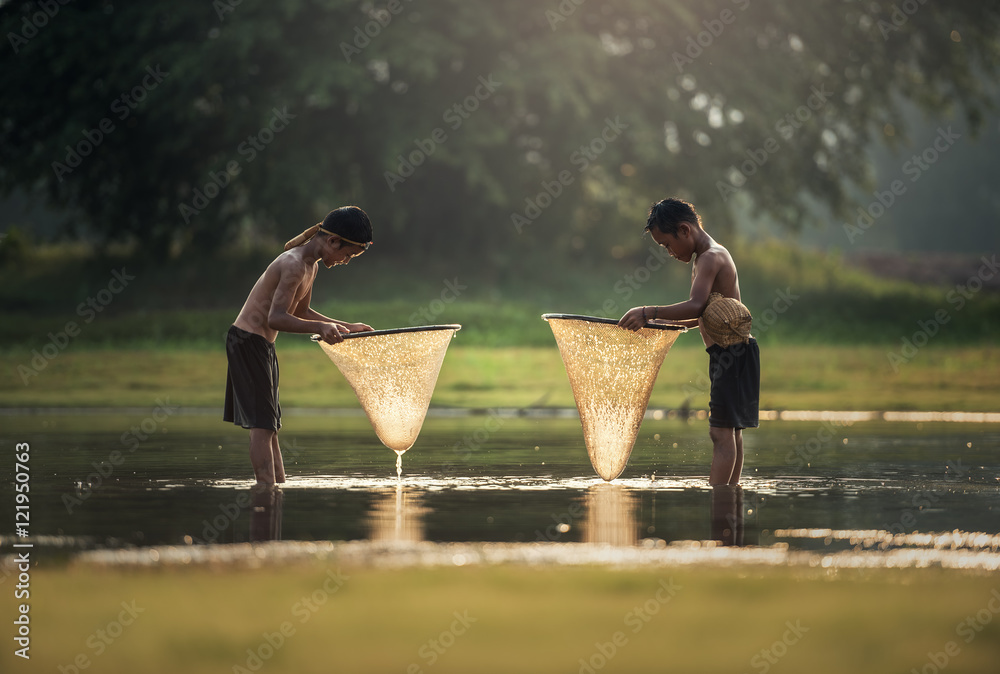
[224, 206, 374, 485]
[619, 198, 759, 485]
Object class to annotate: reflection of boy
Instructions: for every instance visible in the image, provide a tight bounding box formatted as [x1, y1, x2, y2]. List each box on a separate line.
[224, 206, 374, 485]
[619, 198, 759, 485]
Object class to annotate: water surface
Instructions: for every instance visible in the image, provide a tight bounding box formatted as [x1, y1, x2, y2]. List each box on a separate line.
[2, 413, 998, 556]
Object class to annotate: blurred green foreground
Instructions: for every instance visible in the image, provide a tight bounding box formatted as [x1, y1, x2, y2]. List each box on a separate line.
[4, 563, 998, 674]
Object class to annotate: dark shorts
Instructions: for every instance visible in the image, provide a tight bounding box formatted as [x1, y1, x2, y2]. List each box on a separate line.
[223, 325, 281, 431]
[706, 338, 760, 430]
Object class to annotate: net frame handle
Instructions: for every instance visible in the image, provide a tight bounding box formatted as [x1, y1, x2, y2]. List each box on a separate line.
[310, 324, 462, 341]
[541, 313, 687, 331]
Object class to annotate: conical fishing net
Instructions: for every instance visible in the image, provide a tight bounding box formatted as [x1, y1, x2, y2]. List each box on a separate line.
[314, 325, 460, 453]
[543, 314, 684, 481]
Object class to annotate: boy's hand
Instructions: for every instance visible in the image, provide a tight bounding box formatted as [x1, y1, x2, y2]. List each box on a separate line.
[318, 322, 348, 344]
[344, 322, 374, 333]
[618, 306, 649, 331]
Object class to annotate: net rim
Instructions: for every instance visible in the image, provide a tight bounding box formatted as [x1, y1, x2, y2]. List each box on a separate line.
[310, 324, 462, 341]
[541, 313, 687, 331]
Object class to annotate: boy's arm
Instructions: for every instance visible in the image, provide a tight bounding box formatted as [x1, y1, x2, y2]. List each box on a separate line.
[656, 318, 700, 328]
[292, 286, 373, 333]
[618, 253, 721, 330]
[267, 266, 348, 343]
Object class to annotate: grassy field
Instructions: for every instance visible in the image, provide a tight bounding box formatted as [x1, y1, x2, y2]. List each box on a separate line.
[2, 343, 999, 411]
[2, 240, 998, 411]
[4, 562, 998, 674]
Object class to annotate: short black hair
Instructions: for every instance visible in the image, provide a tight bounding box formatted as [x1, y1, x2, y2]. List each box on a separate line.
[645, 198, 702, 236]
[322, 206, 373, 244]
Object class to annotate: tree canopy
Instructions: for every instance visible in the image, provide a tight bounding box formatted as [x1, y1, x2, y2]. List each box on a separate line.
[2, 0, 998, 262]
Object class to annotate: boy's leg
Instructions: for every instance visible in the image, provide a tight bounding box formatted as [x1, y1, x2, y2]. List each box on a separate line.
[271, 433, 286, 483]
[249, 428, 277, 484]
[708, 426, 737, 486]
[730, 429, 745, 485]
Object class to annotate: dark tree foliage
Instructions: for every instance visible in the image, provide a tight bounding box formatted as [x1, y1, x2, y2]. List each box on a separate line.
[2, 0, 998, 262]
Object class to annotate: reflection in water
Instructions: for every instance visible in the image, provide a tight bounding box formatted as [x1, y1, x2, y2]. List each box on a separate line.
[710, 485, 743, 546]
[366, 484, 430, 543]
[250, 486, 283, 542]
[582, 484, 638, 546]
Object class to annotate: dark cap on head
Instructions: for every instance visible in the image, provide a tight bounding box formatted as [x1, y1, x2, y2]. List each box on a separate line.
[320, 206, 373, 245]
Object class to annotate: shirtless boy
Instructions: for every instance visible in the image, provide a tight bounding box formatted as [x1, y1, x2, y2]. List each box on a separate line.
[224, 206, 374, 484]
[618, 198, 759, 485]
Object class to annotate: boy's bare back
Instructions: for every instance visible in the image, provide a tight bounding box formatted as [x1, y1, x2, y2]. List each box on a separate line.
[233, 248, 318, 342]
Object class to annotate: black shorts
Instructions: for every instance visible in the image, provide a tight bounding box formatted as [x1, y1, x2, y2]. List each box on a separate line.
[706, 338, 760, 430]
[223, 325, 281, 431]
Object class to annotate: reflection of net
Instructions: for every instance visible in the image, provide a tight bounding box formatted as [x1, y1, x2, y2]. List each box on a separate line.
[583, 484, 638, 546]
[316, 329, 458, 452]
[546, 318, 681, 481]
[366, 485, 429, 543]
